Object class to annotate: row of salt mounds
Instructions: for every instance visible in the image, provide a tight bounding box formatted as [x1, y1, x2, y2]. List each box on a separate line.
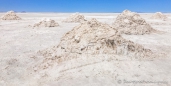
[63, 13, 86, 23]
[113, 10, 156, 35]
[1, 11, 21, 20]
[37, 18, 154, 64]
[33, 18, 59, 27]
[150, 12, 168, 21]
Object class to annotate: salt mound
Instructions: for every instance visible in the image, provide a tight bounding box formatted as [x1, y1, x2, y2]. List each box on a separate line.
[151, 12, 167, 20]
[33, 18, 59, 27]
[37, 18, 153, 64]
[113, 10, 155, 35]
[63, 13, 86, 23]
[28, 19, 155, 84]
[1, 11, 21, 20]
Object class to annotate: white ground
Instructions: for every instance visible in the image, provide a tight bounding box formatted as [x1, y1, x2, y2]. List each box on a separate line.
[0, 13, 171, 86]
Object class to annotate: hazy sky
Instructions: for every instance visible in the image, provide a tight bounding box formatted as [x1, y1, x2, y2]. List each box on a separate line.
[0, 0, 170, 12]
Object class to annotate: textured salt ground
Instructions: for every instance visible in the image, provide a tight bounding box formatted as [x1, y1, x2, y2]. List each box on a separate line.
[0, 13, 171, 86]
[47, 57, 171, 86]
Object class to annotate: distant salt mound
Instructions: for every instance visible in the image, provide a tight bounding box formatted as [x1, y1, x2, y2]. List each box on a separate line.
[36, 18, 153, 66]
[1, 11, 21, 20]
[33, 18, 59, 27]
[113, 10, 155, 35]
[150, 12, 167, 20]
[63, 13, 86, 23]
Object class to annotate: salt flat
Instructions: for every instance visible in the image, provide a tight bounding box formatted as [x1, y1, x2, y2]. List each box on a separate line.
[0, 13, 171, 86]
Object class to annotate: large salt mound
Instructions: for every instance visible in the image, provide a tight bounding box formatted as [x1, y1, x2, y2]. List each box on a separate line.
[33, 18, 59, 27]
[150, 12, 167, 20]
[1, 11, 21, 20]
[36, 18, 153, 65]
[27, 19, 156, 85]
[113, 10, 155, 35]
[63, 13, 86, 23]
